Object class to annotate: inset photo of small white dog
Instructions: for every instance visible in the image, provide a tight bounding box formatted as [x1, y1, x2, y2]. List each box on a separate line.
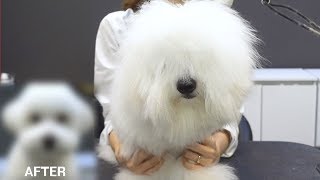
[1, 82, 95, 180]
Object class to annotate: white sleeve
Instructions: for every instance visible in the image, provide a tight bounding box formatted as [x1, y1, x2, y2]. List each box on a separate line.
[95, 10, 134, 146]
[94, 14, 120, 145]
[221, 107, 243, 157]
[221, 122, 239, 157]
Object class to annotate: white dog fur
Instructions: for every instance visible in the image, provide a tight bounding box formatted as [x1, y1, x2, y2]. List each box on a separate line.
[2, 82, 94, 180]
[98, 0, 259, 180]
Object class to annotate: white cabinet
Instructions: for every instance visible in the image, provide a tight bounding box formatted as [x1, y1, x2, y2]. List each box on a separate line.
[262, 84, 316, 145]
[305, 69, 320, 146]
[244, 69, 317, 146]
[243, 85, 262, 141]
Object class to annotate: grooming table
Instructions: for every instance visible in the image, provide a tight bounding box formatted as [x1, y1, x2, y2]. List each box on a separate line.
[97, 142, 320, 180]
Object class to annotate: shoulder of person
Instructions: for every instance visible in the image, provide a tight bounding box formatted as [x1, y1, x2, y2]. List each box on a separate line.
[99, 9, 134, 31]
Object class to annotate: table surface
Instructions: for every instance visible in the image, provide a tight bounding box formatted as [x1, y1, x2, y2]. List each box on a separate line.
[97, 142, 320, 180]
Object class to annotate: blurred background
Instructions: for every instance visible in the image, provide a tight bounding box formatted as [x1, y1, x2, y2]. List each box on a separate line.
[0, 0, 320, 179]
[1, 0, 320, 83]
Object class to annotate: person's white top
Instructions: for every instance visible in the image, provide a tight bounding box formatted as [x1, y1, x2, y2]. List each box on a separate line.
[94, 9, 239, 158]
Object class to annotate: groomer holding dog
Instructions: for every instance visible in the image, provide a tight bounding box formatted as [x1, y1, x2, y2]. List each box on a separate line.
[94, 0, 239, 175]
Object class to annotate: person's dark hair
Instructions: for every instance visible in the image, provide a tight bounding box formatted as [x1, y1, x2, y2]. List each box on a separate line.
[122, 0, 147, 11]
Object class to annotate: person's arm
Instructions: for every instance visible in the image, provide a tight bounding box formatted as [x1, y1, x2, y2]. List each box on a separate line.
[94, 12, 122, 145]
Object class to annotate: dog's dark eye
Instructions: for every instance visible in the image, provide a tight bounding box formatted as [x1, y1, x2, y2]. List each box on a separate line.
[56, 113, 69, 124]
[29, 113, 41, 124]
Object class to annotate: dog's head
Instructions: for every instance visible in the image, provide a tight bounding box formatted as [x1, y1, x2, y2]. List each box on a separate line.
[111, 0, 260, 143]
[1, 82, 94, 155]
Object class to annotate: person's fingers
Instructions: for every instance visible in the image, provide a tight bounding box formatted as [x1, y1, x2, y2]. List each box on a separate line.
[126, 150, 152, 169]
[109, 131, 121, 152]
[202, 135, 215, 147]
[108, 131, 127, 164]
[135, 150, 153, 165]
[135, 156, 162, 174]
[113, 145, 125, 164]
[181, 157, 203, 170]
[143, 158, 164, 175]
[183, 150, 214, 167]
[187, 143, 216, 159]
[115, 152, 126, 165]
[113, 144, 126, 164]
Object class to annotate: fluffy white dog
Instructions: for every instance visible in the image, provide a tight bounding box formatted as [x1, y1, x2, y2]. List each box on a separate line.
[2, 82, 94, 180]
[99, 0, 259, 180]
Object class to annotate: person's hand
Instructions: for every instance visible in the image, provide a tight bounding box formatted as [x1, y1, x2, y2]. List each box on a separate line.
[108, 131, 165, 175]
[181, 130, 231, 170]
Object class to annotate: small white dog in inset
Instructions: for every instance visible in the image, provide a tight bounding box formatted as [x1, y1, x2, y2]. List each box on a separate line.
[98, 0, 260, 180]
[1, 82, 94, 180]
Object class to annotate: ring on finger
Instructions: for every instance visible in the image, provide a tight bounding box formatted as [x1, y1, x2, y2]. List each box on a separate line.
[196, 155, 201, 164]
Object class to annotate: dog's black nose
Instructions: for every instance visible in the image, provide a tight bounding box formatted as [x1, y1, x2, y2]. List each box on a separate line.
[177, 78, 196, 95]
[43, 135, 55, 151]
